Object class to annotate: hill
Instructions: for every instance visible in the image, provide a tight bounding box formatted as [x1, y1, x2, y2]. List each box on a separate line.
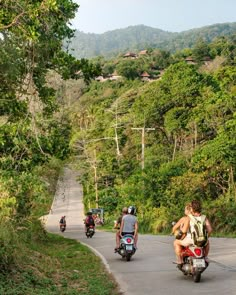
[66, 23, 236, 59]
[67, 35, 236, 233]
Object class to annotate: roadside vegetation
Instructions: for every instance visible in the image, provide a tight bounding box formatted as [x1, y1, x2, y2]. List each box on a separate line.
[0, 221, 120, 295]
[0, 1, 117, 294]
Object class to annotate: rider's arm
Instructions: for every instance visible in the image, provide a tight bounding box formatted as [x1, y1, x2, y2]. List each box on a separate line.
[206, 218, 212, 236]
[181, 216, 190, 234]
[114, 216, 121, 229]
[119, 218, 124, 236]
[172, 217, 184, 233]
[134, 221, 138, 237]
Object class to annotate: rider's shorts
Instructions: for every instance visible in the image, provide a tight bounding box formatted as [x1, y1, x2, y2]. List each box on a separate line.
[179, 236, 193, 247]
[121, 232, 135, 236]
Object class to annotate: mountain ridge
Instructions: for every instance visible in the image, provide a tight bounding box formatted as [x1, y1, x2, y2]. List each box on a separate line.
[66, 22, 236, 59]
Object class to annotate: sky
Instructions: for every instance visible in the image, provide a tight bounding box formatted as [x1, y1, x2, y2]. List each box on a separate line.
[71, 0, 236, 34]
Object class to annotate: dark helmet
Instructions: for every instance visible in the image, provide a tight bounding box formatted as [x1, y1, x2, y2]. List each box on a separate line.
[128, 206, 136, 215]
[87, 211, 92, 216]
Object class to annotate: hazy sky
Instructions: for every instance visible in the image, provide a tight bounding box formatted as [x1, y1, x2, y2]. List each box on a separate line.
[71, 0, 236, 34]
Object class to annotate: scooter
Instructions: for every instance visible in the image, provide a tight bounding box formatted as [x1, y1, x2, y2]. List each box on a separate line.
[60, 224, 66, 232]
[116, 234, 136, 261]
[176, 245, 208, 282]
[86, 225, 95, 238]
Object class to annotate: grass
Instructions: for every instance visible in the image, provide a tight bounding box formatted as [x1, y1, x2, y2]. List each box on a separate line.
[0, 230, 121, 295]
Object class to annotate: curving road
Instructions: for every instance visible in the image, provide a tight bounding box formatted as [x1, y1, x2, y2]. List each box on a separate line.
[46, 167, 236, 295]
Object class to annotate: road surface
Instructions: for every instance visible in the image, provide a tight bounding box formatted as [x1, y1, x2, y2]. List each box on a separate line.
[46, 167, 236, 295]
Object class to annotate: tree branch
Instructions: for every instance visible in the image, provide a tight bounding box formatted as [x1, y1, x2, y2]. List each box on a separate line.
[0, 12, 25, 30]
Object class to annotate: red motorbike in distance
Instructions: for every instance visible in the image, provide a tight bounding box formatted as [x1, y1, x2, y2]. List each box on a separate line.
[176, 245, 209, 282]
[86, 225, 95, 238]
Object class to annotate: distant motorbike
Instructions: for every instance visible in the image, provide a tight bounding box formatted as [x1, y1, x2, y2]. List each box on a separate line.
[60, 224, 66, 232]
[116, 234, 136, 261]
[86, 225, 95, 238]
[176, 245, 208, 282]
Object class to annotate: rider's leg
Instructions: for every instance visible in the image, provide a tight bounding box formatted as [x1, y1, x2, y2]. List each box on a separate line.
[134, 233, 138, 248]
[204, 242, 210, 257]
[174, 240, 183, 264]
[115, 231, 121, 248]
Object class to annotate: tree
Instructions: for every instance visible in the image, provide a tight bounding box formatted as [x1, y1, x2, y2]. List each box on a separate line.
[116, 60, 141, 80]
[0, 0, 101, 217]
[192, 38, 210, 62]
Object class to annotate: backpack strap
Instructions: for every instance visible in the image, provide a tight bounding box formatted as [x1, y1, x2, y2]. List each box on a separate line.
[200, 215, 206, 224]
[189, 214, 206, 225]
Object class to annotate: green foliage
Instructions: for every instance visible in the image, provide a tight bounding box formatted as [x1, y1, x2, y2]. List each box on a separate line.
[0, 0, 100, 219]
[192, 38, 210, 61]
[0, 221, 20, 272]
[98, 193, 118, 212]
[116, 60, 141, 80]
[71, 36, 236, 235]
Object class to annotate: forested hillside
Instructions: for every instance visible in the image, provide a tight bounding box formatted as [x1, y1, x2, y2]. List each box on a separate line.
[66, 23, 236, 58]
[68, 36, 236, 234]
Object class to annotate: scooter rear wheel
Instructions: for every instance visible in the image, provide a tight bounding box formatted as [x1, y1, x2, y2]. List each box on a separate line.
[126, 253, 131, 261]
[193, 271, 201, 283]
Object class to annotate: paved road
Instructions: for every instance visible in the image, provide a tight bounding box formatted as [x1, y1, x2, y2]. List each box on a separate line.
[46, 167, 236, 295]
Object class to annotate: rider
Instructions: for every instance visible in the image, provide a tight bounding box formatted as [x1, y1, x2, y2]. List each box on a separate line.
[172, 200, 212, 265]
[59, 216, 66, 229]
[84, 211, 95, 233]
[172, 204, 192, 265]
[190, 200, 212, 261]
[119, 205, 138, 249]
[114, 207, 128, 251]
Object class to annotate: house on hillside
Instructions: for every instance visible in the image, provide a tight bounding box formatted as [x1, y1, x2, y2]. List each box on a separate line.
[185, 56, 196, 65]
[95, 71, 122, 82]
[202, 56, 212, 65]
[95, 75, 107, 82]
[140, 71, 151, 81]
[139, 49, 148, 56]
[109, 71, 122, 81]
[123, 52, 137, 59]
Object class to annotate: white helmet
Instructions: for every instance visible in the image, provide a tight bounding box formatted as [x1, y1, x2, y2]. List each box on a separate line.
[128, 206, 136, 215]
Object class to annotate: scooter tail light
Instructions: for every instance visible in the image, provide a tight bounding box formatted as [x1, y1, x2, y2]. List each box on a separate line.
[194, 248, 202, 256]
[126, 238, 132, 243]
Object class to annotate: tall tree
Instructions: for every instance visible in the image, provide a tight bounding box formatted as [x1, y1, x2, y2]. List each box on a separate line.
[0, 0, 101, 217]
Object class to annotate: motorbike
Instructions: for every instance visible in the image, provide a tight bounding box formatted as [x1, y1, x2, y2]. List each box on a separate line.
[176, 245, 208, 282]
[86, 225, 95, 238]
[60, 224, 66, 232]
[116, 234, 136, 261]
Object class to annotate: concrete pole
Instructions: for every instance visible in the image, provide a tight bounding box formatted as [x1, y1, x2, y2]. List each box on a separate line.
[132, 127, 155, 169]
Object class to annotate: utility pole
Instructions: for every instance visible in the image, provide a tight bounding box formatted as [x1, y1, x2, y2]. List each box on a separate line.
[107, 101, 122, 158]
[114, 102, 121, 157]
[132, 127, 155, 169]
[92, 149, 99, 209]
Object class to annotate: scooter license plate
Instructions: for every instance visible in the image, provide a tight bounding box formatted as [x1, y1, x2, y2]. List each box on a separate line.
[125, 245, 133, 251]
[193, 259, 205, 268]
